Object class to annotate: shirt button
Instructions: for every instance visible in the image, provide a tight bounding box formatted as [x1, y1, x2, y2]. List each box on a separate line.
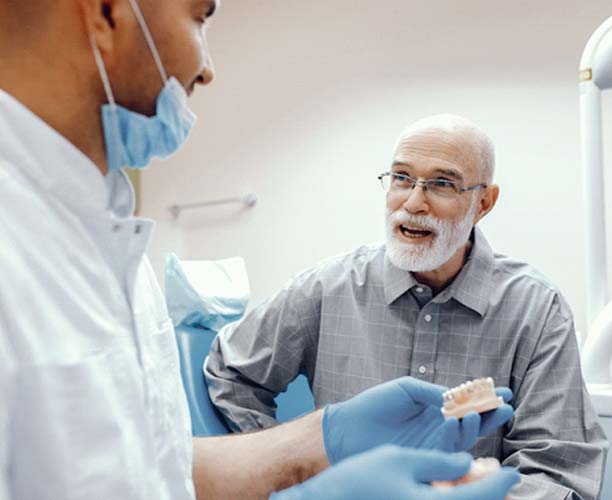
[424, 314, 432, 322]
[416, 287, 424, 293]
[418, 365, 427, 374]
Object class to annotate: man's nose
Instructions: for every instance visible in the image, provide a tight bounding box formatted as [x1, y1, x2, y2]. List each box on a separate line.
[401, 184, 430, 214]
[197, 56, 215, 86]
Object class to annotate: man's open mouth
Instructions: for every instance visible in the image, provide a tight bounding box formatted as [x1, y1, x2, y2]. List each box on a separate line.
[399, 224, 434, 239]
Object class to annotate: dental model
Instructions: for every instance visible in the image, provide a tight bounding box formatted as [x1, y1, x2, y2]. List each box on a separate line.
[441, 377, 503, 419]
[433, 457, 501, 488]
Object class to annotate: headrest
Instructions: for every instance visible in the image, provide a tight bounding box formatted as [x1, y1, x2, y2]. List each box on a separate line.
[165, 253, 250, 331]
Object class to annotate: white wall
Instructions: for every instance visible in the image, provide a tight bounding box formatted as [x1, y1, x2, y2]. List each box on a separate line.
[142, 0, 612, 335]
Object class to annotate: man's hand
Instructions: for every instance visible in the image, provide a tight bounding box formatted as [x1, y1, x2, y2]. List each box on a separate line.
[322, 376, 514, 464]
[271, 446, 520, 500]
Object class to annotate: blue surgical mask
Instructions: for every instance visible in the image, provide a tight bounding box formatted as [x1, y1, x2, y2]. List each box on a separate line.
[90, 0, 197, 171]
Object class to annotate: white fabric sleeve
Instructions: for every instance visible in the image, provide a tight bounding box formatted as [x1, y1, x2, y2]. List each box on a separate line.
[0, 317, 15, 500]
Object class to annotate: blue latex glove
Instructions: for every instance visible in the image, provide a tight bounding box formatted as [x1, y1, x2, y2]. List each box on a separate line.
[323, 376, 514, 464]
[270, 446, 520, 500]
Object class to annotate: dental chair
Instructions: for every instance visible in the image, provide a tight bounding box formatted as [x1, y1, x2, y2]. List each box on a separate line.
[175, 324, 315, 436]
[175, 325, 229, 435]
[166, 253, 315, 436]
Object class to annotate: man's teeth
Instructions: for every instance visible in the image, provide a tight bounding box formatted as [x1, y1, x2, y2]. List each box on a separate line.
[400, 225, 433, 239]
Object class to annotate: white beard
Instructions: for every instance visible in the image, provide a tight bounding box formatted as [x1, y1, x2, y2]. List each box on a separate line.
[385, 197, 478, 272]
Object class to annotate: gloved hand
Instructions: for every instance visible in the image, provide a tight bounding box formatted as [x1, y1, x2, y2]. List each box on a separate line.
[270, 446, 520, 500]
[323, 376, 514, 464]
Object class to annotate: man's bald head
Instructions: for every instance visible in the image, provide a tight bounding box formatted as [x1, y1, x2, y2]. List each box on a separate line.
[394, 114, 495, 184]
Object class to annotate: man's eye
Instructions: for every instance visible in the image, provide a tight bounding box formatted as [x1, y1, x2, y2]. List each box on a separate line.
[392, 174, 411, 184]
[431, 179, 454, 188]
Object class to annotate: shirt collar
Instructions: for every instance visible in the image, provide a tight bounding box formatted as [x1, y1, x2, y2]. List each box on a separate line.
[0, 89, 134, 218]
[383, 254, 418, 305]
[433, 227, 494, 316]
[383, 227, 494, 316]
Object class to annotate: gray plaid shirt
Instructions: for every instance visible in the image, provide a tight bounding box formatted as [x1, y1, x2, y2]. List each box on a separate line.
[205, 228, 608, 499]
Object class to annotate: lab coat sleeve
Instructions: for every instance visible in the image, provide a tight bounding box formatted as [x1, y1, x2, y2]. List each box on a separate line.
[501, 294, 608, 500]
[205, 269, 322, 431]
[0, 321, 15, 500]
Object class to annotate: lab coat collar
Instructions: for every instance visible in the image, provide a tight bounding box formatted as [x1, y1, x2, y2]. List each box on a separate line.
[383, 227, 494, 316]
[0, 89, 135, 218]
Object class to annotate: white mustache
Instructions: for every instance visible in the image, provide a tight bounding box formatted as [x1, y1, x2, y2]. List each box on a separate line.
[386, 210, 444, 235]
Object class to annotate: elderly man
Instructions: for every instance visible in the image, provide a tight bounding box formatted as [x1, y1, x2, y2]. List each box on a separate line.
[206, 114, 609, 499]
[0, 1, 522, 499]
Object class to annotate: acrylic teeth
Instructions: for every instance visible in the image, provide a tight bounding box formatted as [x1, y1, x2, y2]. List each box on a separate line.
[443, 378, 496, 403]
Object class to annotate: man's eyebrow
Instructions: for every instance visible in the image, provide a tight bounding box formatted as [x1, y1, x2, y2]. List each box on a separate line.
[391, 161, 412, 171]
[433, 168, 463, 181]
[391, 162, 464, 181]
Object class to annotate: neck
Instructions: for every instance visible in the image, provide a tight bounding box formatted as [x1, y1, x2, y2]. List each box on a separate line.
[413, 239, 473, 295]
[0, 40, 109, 175]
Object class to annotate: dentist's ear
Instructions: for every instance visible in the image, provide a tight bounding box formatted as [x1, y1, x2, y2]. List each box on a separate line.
[474, 184, 499, 224]
[78, 0, 131, 54]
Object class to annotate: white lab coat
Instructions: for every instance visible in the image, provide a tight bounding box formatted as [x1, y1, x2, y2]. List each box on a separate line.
[0, 90, 195, 500]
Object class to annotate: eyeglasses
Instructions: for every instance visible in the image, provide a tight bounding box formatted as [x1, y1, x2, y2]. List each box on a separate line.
[378, 171, 487, 199]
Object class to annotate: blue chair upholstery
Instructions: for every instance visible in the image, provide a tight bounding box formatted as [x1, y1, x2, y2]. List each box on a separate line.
[174, 324, 315, 436]
[175, 325, 229, 436]
[275, 375, 314, 423]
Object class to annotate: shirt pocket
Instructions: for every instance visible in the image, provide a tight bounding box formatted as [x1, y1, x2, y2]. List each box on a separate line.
[12, 348, 150, 500]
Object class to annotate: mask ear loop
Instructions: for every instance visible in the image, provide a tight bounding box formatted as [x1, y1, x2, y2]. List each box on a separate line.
[89, 34, 123, 173]
[126, 0, 168, 84]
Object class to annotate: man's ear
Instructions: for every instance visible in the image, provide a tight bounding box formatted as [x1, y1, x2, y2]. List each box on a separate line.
[78, 0, 126, 54]
[474, 184, 499, 224]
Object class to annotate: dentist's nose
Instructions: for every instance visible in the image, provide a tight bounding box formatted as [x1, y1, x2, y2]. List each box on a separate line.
[197, 56, 214, 85]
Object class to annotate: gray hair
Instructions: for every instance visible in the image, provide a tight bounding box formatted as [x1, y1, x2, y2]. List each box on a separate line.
[395, 114, 495, 183]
